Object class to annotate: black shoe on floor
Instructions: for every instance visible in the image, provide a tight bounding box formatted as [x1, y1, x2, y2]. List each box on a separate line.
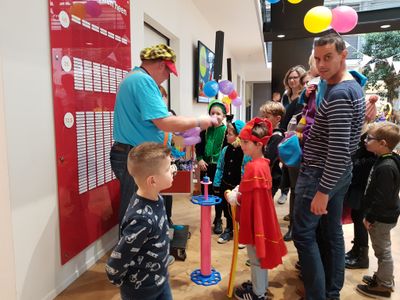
[213, 219, 223, 234]
[240, 281, 274, 298]
[283, 228, 292, 241]
[234, 287, 267, 300]
[362, 274, 377, 285]
[357, 282, 392, 298]
[345, 243, 359, 260]
[345, 246, 369, 269]
[217, 229, 233, 244]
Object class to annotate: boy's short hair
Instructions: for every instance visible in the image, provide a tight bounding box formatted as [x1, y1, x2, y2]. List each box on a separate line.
[252, 123, 269, 141]
[128, 142, 171, 180]
[259, 101, 285, 118]
[368, 122, 400, 151]
[314, 33, 346, 53]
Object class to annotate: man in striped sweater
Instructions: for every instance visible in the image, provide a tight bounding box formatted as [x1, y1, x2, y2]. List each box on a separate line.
[292, 33, 365, 300]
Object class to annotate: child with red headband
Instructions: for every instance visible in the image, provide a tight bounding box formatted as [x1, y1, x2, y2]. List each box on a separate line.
[226, 117, 287, 300]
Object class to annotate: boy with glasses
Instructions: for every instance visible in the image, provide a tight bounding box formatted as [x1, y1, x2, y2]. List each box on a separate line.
[356, 122, 400, 298]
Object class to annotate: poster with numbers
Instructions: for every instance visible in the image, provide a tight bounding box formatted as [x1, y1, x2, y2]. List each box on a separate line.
[48, 0, 131, 264]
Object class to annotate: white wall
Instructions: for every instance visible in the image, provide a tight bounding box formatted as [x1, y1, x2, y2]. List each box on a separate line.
[0, 56, 17, 300]
[0, 1, 249, 299]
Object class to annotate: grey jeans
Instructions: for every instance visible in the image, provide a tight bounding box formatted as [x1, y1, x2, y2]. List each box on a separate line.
[369, 221, 397, 287]
[247, 245, 268, 297]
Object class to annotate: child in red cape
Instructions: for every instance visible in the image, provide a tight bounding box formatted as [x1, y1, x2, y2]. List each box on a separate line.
[226, 117, 287, 300]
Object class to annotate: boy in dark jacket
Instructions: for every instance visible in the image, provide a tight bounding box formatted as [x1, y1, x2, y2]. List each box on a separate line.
[106, 143, 175, 300]
[356, 122, 400, 299]
[259, 101, 286, 196]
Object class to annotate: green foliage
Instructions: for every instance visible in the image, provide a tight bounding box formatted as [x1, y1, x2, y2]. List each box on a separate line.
[362, 31, 400, 102]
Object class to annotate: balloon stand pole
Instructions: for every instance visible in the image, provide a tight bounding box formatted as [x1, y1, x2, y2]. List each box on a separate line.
[190, 176, 222, 286]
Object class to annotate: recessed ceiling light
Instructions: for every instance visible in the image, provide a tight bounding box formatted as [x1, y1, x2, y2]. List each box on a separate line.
[277, 34, 285, 38]
[380, 24, 391, 29]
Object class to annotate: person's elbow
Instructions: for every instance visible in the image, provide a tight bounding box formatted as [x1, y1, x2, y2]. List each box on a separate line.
[153, 116, 173, 131]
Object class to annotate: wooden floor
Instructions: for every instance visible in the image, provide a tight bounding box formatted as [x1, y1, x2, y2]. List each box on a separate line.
[56, 194, 400, 300]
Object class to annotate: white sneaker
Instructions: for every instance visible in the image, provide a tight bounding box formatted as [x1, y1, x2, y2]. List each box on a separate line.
[277, 193, 288, 205]
[238, 244, 246, 249]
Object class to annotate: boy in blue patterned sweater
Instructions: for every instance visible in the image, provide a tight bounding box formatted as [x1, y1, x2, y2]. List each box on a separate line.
[106, 142, 176, 300]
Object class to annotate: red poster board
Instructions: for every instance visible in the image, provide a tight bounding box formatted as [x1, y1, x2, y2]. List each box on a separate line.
[48, 0, 131, 264]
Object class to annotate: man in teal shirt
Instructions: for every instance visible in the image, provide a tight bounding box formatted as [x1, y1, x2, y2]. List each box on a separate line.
[111, 44, 213, 226]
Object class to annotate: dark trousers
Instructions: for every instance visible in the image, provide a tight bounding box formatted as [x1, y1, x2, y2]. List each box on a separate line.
[279, 166, 290, 195]
[351, 208, 369, 248]
[288, 167, 300, 227]
[164, 195, 173, 225]
[110, 143, 137, 230]
[218, 182, 234, 231]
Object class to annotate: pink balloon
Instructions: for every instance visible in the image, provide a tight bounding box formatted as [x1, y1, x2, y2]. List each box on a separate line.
[232, 97, 242, 107]
[85, 1, 102, 17]
[331, 6, 358, 33]
[184, 136, 201, 146]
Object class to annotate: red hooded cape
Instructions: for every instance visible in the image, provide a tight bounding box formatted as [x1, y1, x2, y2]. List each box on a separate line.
[237, 157, 287, 269]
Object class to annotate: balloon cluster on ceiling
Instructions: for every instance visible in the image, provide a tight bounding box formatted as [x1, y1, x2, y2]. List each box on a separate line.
[266, 0, 358, 34]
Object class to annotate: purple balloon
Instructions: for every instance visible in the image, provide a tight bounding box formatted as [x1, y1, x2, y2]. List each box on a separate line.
[218, 80, 234, 95]
[331, 6, 358, 33]
[182, 126, 201, 138]
[232, 97, 242, 107]
[184, 136, 201, 146]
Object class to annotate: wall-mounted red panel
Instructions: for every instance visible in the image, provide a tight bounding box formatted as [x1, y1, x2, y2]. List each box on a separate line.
[48, 0, 131, 264]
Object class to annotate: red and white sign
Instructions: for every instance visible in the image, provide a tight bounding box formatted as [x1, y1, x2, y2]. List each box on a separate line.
[48, 0, 131, 264]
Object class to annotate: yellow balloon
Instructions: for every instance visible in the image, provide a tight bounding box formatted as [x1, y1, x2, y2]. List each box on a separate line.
[288, 0, 302, 4]
[304, 6, 332, 34]
[222, 96, 232, 105]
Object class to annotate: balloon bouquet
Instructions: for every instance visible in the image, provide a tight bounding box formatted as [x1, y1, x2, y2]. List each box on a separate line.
[176, 79, 242, 148]
[266, 0, 359, 34]
[304, 5, 358, 34]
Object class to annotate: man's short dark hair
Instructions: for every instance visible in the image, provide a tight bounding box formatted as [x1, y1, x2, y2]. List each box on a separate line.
[314, 33, 346, 53]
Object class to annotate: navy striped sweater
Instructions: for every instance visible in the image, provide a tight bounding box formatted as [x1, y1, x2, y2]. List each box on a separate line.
[303, 79, 365, 194]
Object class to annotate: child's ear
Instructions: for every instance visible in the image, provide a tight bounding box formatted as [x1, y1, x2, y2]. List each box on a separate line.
[146, 175, 156, 186]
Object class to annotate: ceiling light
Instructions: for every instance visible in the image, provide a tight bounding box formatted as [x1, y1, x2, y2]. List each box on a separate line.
[277, 34, 285, 38]
[380, 24, 391, 29]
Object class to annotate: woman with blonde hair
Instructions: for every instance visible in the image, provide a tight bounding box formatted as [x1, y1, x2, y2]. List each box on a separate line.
[281, 65, 307, 109]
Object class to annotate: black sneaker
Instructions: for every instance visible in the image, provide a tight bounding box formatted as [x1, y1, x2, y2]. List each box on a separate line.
[356, 282, 392, 298]
[240, 281, 274, 298]
[217, 229, 233, 244]
[362, 274, 377, 285]
[213, 219, 223, 234]
[234, 287, 265, 300]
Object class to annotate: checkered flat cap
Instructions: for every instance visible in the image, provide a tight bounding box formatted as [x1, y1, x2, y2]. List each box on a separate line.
[140, 44, 176, 62]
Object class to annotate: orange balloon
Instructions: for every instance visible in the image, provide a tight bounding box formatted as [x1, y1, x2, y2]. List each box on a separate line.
[70, 3, 86, 19]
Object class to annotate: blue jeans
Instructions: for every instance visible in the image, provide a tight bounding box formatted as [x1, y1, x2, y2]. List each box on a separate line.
[121, 281, 173, 300]
[293, 166, 351, 300]
[110, 144, 137, 229]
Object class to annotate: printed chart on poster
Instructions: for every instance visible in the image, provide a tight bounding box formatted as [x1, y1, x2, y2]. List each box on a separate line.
[48, 0, 131, 264]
